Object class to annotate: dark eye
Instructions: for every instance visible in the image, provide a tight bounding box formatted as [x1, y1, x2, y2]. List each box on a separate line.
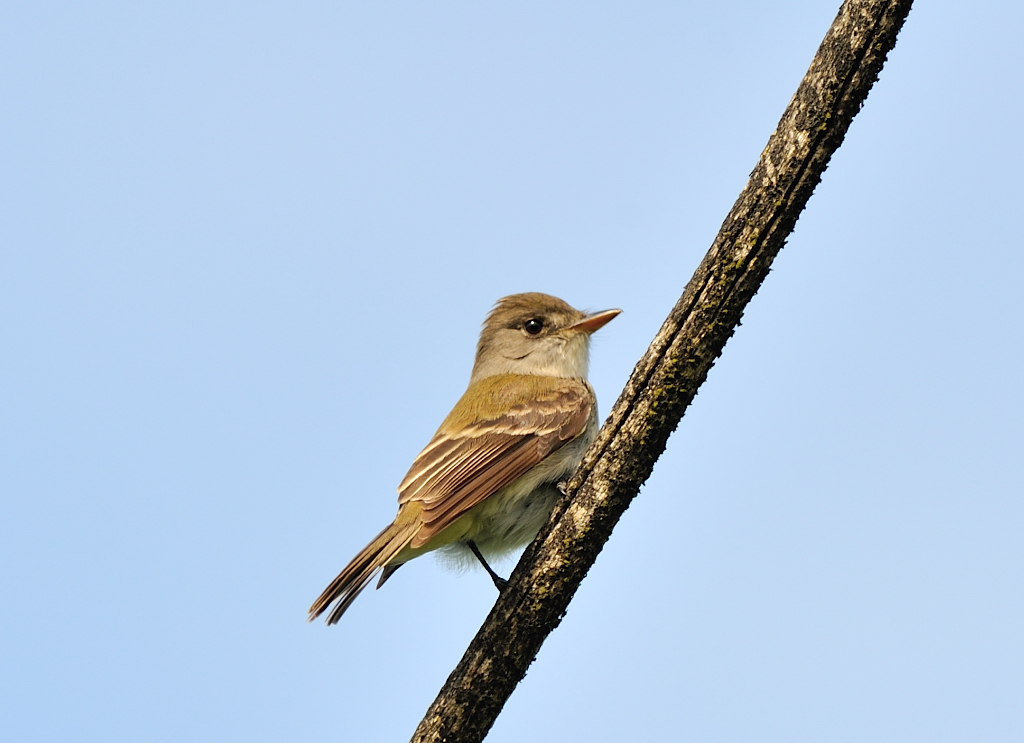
[523, 318, 544, 335]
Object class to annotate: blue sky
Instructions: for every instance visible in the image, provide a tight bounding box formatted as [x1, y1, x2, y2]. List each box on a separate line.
[2, 2, 1022, 741]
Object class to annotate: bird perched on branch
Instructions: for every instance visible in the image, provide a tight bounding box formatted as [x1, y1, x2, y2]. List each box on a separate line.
[309, 293, 620, 624]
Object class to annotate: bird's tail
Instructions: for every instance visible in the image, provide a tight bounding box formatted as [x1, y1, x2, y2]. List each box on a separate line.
[308, 517, 419, 624]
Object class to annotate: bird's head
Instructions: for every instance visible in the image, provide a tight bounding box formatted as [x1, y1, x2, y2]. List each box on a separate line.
[470, 293, 620, 383]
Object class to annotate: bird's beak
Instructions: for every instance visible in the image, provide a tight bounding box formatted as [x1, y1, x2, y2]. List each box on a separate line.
[567, 308, 621, 335]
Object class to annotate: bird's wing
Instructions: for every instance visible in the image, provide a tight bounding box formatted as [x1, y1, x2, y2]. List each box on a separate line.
[397, 374, 593, 548]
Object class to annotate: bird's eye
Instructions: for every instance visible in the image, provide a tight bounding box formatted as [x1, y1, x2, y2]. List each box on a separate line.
[523, 318, 544, 335]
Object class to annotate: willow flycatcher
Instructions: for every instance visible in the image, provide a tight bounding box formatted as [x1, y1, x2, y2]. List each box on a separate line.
[308, 292, 619, 624]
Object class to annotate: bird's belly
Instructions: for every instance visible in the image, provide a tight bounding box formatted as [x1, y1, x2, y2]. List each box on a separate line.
[468, 481, 562, 557]
[442, 431, 591, 563]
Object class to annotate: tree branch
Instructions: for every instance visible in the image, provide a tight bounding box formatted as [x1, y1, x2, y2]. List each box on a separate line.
[410, 1, 914, 740]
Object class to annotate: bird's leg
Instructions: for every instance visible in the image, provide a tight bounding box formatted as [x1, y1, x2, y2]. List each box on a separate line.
[466, 540, 508, 591]
[556, 479, 570, 496]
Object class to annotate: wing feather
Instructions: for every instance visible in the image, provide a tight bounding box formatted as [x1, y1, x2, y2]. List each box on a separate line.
[396, 374, 593, 547]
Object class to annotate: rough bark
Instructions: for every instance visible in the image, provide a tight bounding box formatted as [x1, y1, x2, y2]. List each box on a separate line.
[411, 1, 915, 741]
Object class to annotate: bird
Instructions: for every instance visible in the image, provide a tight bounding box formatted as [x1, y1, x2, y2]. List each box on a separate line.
[308, 292, 620, 624]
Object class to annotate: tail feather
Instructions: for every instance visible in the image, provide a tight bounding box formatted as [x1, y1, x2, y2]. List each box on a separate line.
[308, 520, 418, 624]
[376, 561, 403, 588]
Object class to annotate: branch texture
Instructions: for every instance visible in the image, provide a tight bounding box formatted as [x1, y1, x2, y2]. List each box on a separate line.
[411, 1, 914, 740]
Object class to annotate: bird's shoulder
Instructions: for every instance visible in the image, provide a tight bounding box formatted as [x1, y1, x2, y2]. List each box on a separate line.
[437, 373, 594, 436]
